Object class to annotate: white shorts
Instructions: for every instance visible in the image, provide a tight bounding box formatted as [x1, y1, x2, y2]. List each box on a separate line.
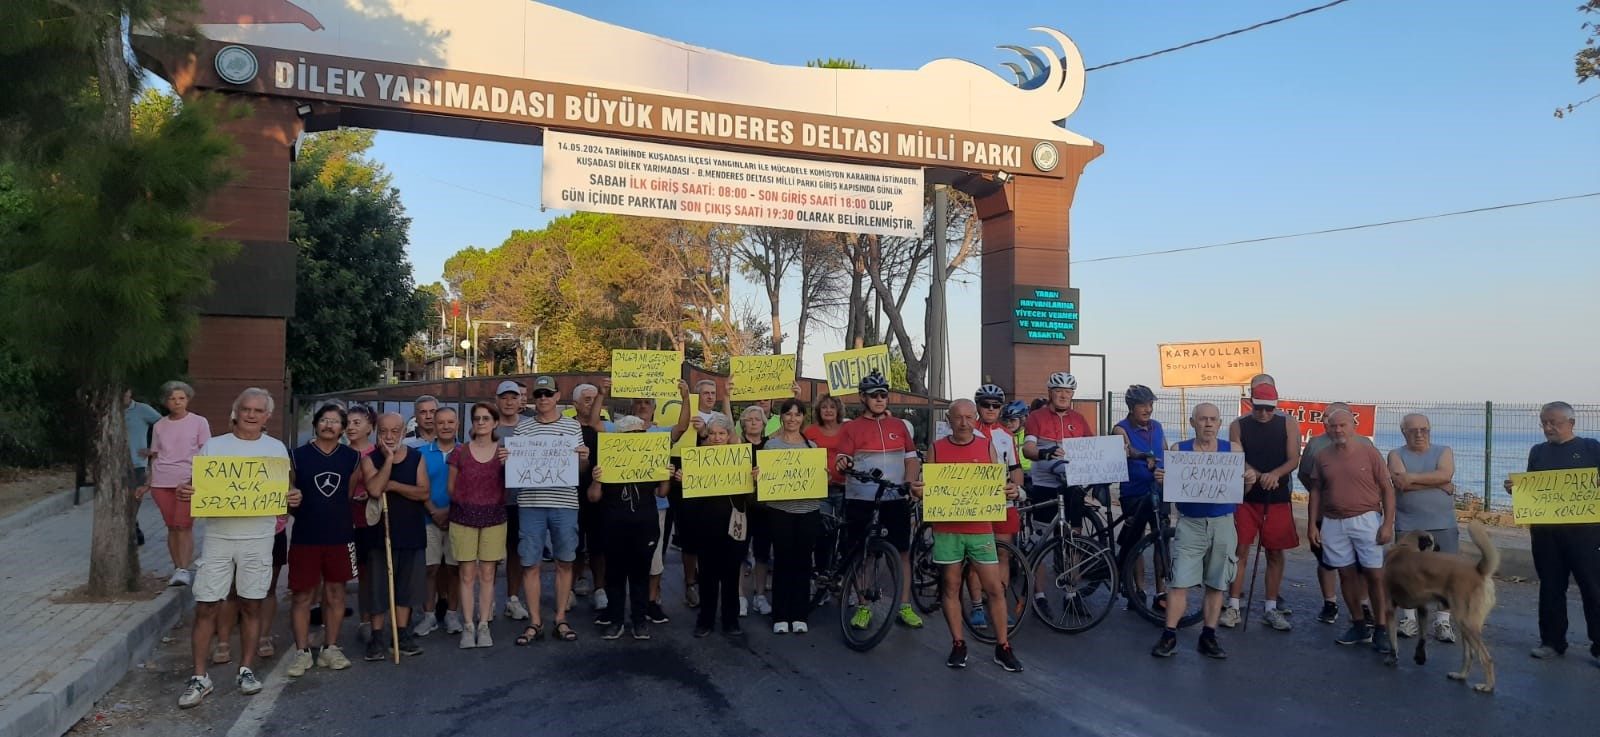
[194, 535, 273, 602]
[425, 524, 458, 566]
[1320, 511, 1385, 569]
[651, 509, 668, 577]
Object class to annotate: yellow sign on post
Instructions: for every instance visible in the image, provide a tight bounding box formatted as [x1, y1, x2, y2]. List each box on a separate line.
[756, 448, 828, 502]
[1157, 340, 1264, 388]
[681, 444, 755, 498]
[823, 345, 891, 396]
[921, 463, 1007, 522]
[597, 432, 672, 483]
[731, 355, 797, 401]
[1509, 469, 1600, 525]
[190, 457, 290, 517]
[611, 349, 681, 398]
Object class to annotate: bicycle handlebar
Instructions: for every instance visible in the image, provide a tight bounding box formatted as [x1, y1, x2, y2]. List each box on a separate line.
[841, 467, 911, 500]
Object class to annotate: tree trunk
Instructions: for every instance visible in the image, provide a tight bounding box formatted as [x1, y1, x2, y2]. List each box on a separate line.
[86, 385, 139, 596]
[864, 238, 928, 393]
[769, 290, 783, 355]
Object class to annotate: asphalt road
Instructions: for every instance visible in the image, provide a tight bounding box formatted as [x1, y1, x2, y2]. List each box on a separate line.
[75, 548, 1600, 737]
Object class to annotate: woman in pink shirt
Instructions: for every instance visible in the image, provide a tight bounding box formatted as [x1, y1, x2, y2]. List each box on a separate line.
[138, 381, 210, 587]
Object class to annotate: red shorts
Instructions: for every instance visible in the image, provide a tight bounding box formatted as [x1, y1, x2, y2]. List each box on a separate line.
[288, 542, 358, 592]
[1235, 502, 1299, 551]
[992, 507, 1021, 536]
[150, 487, 193, 530]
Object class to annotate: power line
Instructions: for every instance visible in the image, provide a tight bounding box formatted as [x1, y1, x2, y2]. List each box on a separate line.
[1086, 0, 1356, 72]
[419, 174, 540, 210]
[1072, 191, 1600, 265]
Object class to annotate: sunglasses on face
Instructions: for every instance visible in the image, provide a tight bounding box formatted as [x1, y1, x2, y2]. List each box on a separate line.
[473, 415, 494, 422]
[863, 391, 889, 399]
[531, 390, 557, 399]
[978, 401, 1002, 409]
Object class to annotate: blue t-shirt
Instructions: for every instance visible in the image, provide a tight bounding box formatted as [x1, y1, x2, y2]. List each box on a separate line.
[1173, 438, 1237, 519]
[125, 401, 161, 469]
[419, 440, 456, 525]
[289, 442, 361, 545]
[1116, 418, 1165, 498]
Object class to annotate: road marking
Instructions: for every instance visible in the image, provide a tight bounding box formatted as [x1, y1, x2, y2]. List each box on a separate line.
[223, 645, 297, 737]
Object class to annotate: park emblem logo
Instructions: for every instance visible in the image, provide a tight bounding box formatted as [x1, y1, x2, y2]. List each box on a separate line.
[313, 471, 341, 498]
[214, 45, 259, 84]
[1032, 142, 1059, 172]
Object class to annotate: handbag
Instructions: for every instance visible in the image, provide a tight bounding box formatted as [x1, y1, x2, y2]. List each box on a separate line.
[728, 505, 748, 541]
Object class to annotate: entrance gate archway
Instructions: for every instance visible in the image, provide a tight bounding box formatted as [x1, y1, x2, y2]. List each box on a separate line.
[135, 1, 1101, 435]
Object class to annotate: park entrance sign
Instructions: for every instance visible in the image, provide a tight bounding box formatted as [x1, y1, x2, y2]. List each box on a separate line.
[134, 0, 1101, 434]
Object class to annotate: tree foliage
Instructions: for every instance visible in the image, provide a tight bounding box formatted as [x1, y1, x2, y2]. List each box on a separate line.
[287, 130, 429, 393]
[1557, 0, 1600, 117]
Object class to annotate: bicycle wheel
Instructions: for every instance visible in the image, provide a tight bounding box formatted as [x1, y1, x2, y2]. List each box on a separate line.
[1029, 534, 1116, 633]
[909, 523, 941, 615]
[1123, 527, 1204, 629]
[961, 539, 1032, 645]
[838, 538, 904, 652]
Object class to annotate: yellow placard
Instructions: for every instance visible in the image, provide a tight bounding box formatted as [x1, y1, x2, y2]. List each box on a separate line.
[1510, 469, 1600, 525]
[823, 345, 890, 396]
[611, 349, 681, 398]
[653, 398, 697, 456]
[921, 463, 1007, 522]
[190, 456, 290, 517]
[1157, 340, 1264, 388]
[681, 444, 755, 498]
[731, 355, 797, 401]
[597, 432, 672, 483]
[756, 448, 828, 502]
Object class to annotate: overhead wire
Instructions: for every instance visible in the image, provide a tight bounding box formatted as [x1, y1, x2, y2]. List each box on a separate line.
[1086, 0, 1356, 72]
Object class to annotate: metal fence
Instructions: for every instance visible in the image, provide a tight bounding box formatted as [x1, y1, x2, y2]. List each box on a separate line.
[1108, 390, 1600, 512]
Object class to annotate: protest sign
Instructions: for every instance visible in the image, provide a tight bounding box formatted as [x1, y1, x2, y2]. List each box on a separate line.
[1058, 436, 1128, 486]
[598, 432, 672, 483]
[190, 457, 290, 517]
[653, 398, 697, 455]
[755, 448, 828, 502]
[921, 463, 1007, 522]
[682, 444, 755, 498]
[731, 355, 797, 401]
[611, 349, 681, 398]
[504, 435, 580, 488]
[1510, 469, 1600, 525]
[823, 345, 890, 396]
[1163, 450, 1246, 505]
[1236, 398, 1377, 446]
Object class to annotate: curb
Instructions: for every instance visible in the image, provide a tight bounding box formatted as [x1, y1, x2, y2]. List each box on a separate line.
[0, 489, 80, 539]
[0, 585, 191, 737]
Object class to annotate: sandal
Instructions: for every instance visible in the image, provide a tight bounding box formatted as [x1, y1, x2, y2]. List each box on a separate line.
[514, 624, 543, 646]
[555, 621, 578, 641]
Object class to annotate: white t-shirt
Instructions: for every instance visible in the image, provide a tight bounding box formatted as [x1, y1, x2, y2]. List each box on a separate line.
[199, 432, 290, 540]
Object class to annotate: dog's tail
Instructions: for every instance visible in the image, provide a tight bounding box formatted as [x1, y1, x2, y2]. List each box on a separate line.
[1469, 521, 1500, 579]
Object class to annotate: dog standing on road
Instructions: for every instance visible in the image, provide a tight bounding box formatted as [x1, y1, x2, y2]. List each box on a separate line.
[1383, 522, 1500, 693]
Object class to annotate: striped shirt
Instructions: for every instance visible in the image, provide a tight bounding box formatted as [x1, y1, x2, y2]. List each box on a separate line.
[511, 415, 584, 509]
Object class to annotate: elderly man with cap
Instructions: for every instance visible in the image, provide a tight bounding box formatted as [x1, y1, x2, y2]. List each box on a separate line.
[1307, 408, 1395, 653]
[1298, 402, 1377, 627]
[1222, 380, 1300, 630]
[511, 376, 591, 644]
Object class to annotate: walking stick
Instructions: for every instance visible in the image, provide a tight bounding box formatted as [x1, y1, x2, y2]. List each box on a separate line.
[381, 493, 400, 664]
[1241, 502, 1265, 632]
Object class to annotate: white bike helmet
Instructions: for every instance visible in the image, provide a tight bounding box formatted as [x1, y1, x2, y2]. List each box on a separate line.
[1046, 372, 1078, 390]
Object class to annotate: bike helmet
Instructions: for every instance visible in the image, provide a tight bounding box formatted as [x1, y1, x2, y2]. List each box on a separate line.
[1002, 400, 1028, 420]
[1046, 372, 1078, 390]
[1124, 384, 1157, 407]
[858, 369, 890, 394]
[974, 383, 1006, 402]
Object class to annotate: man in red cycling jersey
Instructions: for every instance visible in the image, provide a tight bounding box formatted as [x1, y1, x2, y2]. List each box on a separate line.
[835, 370, 924, 630]
[1020, 371, 1095, 616]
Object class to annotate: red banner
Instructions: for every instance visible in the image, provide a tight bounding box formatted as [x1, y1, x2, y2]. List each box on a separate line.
[1238, 399, 1377, 445]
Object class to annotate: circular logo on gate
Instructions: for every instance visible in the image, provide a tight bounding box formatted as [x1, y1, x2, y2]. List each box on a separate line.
[214, 45, 259, 85]
[1032, 142, 1060, 172]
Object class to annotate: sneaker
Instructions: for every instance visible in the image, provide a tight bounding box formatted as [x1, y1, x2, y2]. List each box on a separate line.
[168, 569, 189, 587]
[594, 589, 610, 612]
[632, 621, 651, 640]
[177, 675, 213, 709]
[1336, 623, 1374, 646]
[1033, 595, 1053, 623]
[318, 644, 351, 670]
[946, 640, 969, 668]
[256, 636, 275, 659]
[1373, 626, 1394, 654]
[459, 627, 477, 649]
[574, 576, 593, 596]
[1361, 603, 1374, 626]
[1530, 645, 1564, 659]
[210, 642, 232, 665]
[397, 630, 423, 657]
[993, 644, 1023, 672]
[753, 594, 772, 615]
[1218, 605, 1241, 628]
[413, 613, 438, 637]
[1275, 599, 1293, 617]
[773, 621, 790, 634]
[693, 625, 713, 638]
[850, 606, 873, 630]
[476, 622, 492, 648]
[602, 623, 625, 640]
[723, 625, 745, 637]
[1396, 615, 1420, 639]
[358, 622, 373, 644]
[647, 601, 670, 624]
[685, 583, 700, 609]
[594, 612, 615, 627]
[1316, 600, 1339, 624]
[1263, 608, 1292, 632]
[364, 634, 386, 661]
[791, 621, 808, 634]
[897, 605, 924, 628]
[235, 667, 262, 696]
[1198, 634, 1228, 659]
[444, 610, 465, 635]
[286, 648, 314, 678]
[1432, 619, 1457, 643]
[970, 606, 989, 630]
[505, 596, 530, 621]
[1151, 632, 1177, 658]
[739, 596, 749, 617]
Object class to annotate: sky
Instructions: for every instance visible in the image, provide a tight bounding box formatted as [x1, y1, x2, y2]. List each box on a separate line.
[359, 0, 1599, 404]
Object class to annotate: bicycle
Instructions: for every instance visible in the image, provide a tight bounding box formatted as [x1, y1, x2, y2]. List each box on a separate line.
[809, 468, 909, 652]
[909, 518, 1032, 645]
[1013, 487, 1118, 633]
